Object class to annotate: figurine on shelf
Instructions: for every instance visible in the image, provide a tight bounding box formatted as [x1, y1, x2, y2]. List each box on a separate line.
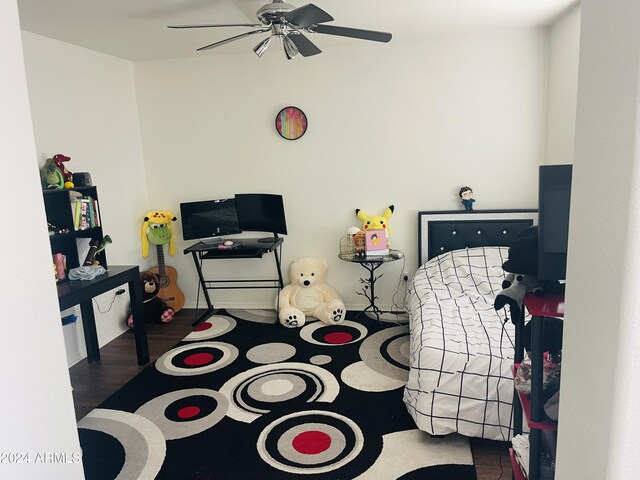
[52, 153, 75, 188]
[459, 186, 475, 211]
[40, 157, 64, 189]
[353, 230, 366, 257]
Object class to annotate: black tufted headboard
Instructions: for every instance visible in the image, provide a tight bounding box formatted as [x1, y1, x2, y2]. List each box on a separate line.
[418, 210, 538, 266]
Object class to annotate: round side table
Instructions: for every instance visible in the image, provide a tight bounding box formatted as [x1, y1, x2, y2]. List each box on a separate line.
[338, 250, 403, 320]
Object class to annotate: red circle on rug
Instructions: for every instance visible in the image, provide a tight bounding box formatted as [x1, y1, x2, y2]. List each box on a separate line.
[177, 406, 201, 419]
[292, 431, 332, 454]
[194, 322, 213, 332]
[183, 352, 215, 366]
[323, 332, 353, 344]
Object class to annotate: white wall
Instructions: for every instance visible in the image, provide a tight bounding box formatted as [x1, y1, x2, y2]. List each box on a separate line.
[545, 5, 581, 165]
[133, 29, 548, 311]
[1, 2, 83, 478]
[22, 32, 150, 365]
[556, 0, 640, 477]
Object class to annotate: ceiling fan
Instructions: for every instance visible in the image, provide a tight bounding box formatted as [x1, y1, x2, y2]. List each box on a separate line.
[168, 0, 392, 59]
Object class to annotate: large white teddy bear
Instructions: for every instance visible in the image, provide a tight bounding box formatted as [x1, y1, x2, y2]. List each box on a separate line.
[277, 257, 346, 328]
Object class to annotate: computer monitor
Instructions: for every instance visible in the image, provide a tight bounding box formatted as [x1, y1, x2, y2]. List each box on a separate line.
[235, 194, 287, 243]
[538, 165, 572, 280]
[179, 198, 241, 244]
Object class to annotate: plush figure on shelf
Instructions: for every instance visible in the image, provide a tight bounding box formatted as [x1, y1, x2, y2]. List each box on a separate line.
[494, 226, 540, 321]
[277, 257, 346, 328]
[40, 157, 64, 189]
[355, 205, 394, 244]
[459, 186, 475, 211]
[494, 226, 561, 320]
[83, 235, 112, 266]
[127, 271, 175, 328]
[353, 230, 366, 257]
[141, 210, 177, 258]
[52, 153, 74, 188]
[494, 272, 544, 320]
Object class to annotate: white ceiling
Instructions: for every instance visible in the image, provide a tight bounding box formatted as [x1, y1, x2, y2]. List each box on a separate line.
[17, 0, 579, 62]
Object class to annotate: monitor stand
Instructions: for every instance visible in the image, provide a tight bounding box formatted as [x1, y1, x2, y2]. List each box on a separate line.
[257, 234, 280, 244]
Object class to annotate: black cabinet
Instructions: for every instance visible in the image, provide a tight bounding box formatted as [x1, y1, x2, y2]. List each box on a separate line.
[43, 186, 106, 277]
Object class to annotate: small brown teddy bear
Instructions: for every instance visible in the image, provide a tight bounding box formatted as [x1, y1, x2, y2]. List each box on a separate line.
[127, 271, 174, 328]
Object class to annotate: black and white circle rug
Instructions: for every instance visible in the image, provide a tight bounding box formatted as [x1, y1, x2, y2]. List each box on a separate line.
[78, 310, 476, 480]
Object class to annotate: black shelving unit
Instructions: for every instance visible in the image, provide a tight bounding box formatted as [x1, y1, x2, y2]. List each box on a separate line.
[43, 186, 106, 278]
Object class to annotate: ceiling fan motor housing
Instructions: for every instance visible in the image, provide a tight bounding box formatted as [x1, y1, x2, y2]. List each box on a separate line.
[257, 1, 296, 24]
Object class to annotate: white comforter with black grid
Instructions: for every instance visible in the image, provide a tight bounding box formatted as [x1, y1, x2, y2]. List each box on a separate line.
[403, 247, 515, 441]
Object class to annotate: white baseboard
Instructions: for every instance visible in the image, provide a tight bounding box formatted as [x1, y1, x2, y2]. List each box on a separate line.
[67, 303, 407, 368]
[184, 301, 401, 312]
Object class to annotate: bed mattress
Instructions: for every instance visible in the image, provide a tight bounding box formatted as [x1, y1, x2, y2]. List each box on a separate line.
[403, 246, 516, 441]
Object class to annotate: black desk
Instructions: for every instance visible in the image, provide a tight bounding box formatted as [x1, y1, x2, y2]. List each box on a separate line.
[184, 238, 284, 326]
[57, 265, 148, 365]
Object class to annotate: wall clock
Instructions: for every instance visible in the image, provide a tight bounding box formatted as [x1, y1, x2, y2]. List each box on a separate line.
[275, 106, 307, 140]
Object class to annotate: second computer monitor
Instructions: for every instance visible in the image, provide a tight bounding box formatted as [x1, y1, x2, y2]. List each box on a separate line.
[235, 193, 287, 242]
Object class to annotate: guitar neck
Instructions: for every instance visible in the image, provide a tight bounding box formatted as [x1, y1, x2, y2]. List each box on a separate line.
[156, 244, 166, 279]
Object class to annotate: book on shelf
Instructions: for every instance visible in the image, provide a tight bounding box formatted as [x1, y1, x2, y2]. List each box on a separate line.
[365, 229, 389, 256]
[73, 196, 100, 230]
[93, 199, 101, 226]
[73, 199, 82, 230]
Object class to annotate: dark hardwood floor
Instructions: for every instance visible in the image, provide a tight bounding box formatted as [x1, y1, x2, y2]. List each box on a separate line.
[69, 309, 511, 480]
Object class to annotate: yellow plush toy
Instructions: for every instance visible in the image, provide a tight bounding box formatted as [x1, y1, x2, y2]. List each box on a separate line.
[141, 210, 177, 258]
[355, 205, 394, 240]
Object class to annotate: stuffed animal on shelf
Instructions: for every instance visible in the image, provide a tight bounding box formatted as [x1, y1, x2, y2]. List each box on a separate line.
[40, 157, 64, 189]
[459, 186, 475, 211]
[355, 205, 394, 244]
[494, 272, 544, 320]
[52, 153, 74, 188]
[277, 257, 346, 328]
[141, 210, 177, 258]
[127, 271, 175, 328]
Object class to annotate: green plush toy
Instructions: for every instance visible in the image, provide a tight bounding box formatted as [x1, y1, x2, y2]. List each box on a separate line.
[141, 211, 176, 258]
[40, 158, 64, 189]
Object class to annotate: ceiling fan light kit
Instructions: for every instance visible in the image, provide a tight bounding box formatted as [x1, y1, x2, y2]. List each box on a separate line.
[168, 0, 392, 59]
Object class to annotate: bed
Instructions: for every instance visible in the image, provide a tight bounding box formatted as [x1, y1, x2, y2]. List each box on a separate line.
[403, 210, 537, 441]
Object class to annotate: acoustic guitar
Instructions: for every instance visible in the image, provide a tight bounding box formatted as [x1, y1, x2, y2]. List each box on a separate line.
[149, 244, 185, 313]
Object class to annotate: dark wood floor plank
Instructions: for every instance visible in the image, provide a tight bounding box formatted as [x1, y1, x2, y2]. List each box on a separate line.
[69, 309, 509, 479]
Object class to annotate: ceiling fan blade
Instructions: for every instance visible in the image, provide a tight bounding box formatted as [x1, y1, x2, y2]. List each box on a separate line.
[197, 28, 271, 51]
[284, 4, 333, 28]
[312, 24, 392, 43]
[286, 32, 322, 57]
[168, 23, 263, 29]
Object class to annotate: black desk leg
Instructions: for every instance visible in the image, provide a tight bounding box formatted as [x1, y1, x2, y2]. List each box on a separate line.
[274, 246, 284, 288]
[79, 301, 100, 364]
[129, 277, 149, 365]
[191, 250, 215, 327]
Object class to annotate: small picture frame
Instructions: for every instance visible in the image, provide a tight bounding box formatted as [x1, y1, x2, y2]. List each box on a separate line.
[365, 229, 389, 256]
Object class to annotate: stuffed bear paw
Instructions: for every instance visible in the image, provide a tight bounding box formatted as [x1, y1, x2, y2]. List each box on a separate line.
[324, 300, 346, 325]
[279, 307, 306, 328]
[160, 307, 175, 324]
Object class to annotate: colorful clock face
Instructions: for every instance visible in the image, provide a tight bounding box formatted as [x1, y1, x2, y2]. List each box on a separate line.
[276, 107, 307, 140]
